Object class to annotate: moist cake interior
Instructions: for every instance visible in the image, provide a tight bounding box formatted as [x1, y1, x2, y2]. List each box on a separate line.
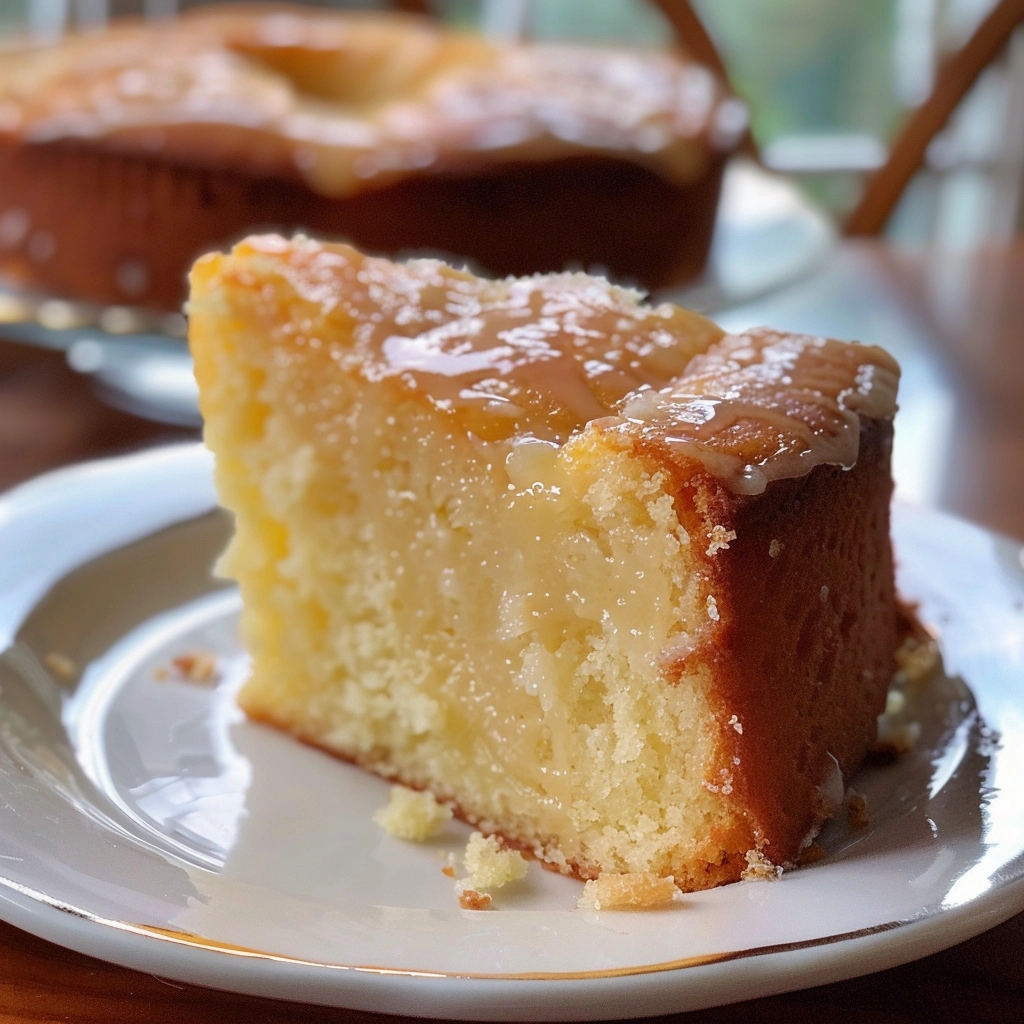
[190, 235, 900, 890]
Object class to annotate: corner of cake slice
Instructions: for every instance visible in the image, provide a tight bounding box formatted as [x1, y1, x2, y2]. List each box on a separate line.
[189, 234, 901, 891]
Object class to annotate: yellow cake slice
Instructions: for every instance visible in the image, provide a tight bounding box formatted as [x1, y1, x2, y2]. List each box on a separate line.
[189, 235, 900, 891]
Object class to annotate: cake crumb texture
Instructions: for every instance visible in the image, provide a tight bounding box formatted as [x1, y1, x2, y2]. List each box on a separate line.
[873, 718, 921, 757]
[894, 634, 940, 687]
[885, 689, 906, 716]
[741, 849, 783, 881]
[846, 790, 870, 831]
[164, 652, 220, 685]
[457, 889, 492, 911]
[373, 786, 452, 841]
[706, 526, 736, 556]
[577, 872, 679, 911]
[460, 832, 528, 890]
[798, 841, 827, 865]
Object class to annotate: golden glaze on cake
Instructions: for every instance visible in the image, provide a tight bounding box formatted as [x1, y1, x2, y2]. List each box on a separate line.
[190, 236, 900, 890]
[0, 7, 742, 196]
[0, 6, 744, 308]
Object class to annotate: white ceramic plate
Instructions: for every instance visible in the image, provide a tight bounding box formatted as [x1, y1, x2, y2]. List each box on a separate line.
[0, 444, 1021, 1021]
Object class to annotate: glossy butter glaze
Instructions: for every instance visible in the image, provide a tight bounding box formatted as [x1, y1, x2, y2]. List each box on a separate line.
[0, 7, 746, 198]
[236, 236, 722, 442]
[615, 330, 900, 494]
[232, 236, 900, 491]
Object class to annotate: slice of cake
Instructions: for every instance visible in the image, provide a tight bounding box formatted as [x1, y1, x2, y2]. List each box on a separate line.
[189, 236, 900, 891]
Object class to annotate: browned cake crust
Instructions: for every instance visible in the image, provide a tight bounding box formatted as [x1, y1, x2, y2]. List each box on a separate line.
[0, 142, 724, 311]
[639, 421, 897, 880]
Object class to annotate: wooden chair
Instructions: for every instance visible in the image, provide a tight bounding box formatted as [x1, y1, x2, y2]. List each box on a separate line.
[397, 0, 1024, 236]
[845, 0, 1024, 235]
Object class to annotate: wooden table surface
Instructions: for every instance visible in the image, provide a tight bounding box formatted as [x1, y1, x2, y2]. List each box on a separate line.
[0, 239, 1021, 1022]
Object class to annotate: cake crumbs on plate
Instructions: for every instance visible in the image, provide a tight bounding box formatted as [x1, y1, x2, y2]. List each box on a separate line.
[577, 872, 680, 911]
[157, 651, 221, 685]
[872, 717, 921, 759]
[705, 526, 736, 556]
[893, 633, 940, 688]
[846, 789, 870, 831]
[798, 841, 827, 865]
[450, 833, 528, 910]
[459, 832, 527, 890]
[373, 785, 452, 841]
[741, 849, 782, 881]
[457, 888, 492, 911]
[871, 634, 932, 762]
[769, 538, 784, 558]
[885, 689, 906, 716]
[440, 851, 457, 877]
[43, 652, 76, 682]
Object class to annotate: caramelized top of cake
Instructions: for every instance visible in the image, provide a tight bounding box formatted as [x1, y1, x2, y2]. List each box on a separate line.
[616, 330, 900, 494]
[0, 6, 746, 198]
[198, 236, 900, 494]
